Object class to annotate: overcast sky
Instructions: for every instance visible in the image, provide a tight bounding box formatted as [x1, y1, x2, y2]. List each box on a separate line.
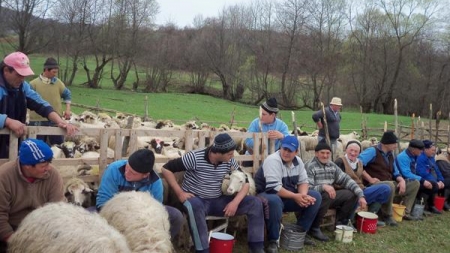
[155, 0, 249, 27]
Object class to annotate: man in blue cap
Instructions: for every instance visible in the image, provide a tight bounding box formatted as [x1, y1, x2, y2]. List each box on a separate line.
[255, 135, 322, 253]
[0, 139, 64, 253]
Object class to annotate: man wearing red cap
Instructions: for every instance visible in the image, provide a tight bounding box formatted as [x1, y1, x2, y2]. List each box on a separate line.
[0, 52, 77, 158]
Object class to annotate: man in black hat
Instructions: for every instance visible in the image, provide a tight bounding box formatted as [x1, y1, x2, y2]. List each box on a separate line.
[245, 97, 289, 155]
[162, 133, 265, 253]
[28, 57, 72, 145]
[305, 142, 366, 242]
[359, 131, 420, 225]
[96, 149, 183, 239]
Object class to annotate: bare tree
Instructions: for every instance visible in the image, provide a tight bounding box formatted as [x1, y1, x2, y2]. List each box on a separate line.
[2, 0, 54, 53]
[110, 0, 159, 90]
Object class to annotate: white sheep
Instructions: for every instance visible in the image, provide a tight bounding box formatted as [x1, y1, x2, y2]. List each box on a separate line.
[99, 191, 173, 253]
[64, 177, 95, 208]
[298, 136, 318, 151]
[221, 169, 256, 196]
[338, 131, 361, 147]
[8, 202, 131, 253]
[361, 137, 379, 150]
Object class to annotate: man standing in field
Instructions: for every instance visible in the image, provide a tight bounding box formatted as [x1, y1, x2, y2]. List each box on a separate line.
[0, 52, 77, 158]
[312, 97, 342, 148]
[28, 57, 72, 145]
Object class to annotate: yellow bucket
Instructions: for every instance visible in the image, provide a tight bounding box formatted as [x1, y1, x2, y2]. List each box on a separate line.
[392, 204, 406, 222]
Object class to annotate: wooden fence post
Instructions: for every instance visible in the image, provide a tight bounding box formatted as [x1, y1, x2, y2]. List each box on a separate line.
[429, 103, 433, 140]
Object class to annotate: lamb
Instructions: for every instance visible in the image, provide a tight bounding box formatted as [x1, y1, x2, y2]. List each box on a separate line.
[100, 191, 173, 253]
[8, 202, 131, 253]
[221, 169, 256, 196]
[361, 137, 379, 150]
[64, 177, 95, 208]
[338, 131, 361, 147]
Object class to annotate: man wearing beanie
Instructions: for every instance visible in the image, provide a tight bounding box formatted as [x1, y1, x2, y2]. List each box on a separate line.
[0, 52, 78, 158]
[245, 97, 289, 156]
[312, 97, 342, 148]
[254, 135, 322, 252]
[305, 142, 366, 242]
[0, 139, 64, 252]
[416, 140, 450, 213]
[162, 133, 265, 253]
[359, 131, 420, 225]
[29, 57, 72, 145]
[96, 149, 183, 239]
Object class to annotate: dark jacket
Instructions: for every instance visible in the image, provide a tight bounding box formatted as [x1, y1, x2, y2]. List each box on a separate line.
[312, 106, 341, 140]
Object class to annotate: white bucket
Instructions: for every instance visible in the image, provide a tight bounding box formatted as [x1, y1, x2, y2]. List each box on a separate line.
[335, 225, 353, 243]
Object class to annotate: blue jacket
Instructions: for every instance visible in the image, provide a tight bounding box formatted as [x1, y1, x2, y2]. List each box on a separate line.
[96, 160, 163, 210]
[416, 152, 444, 182]
[245, 117, 289, 151]
[396, 149, 422, 182]
[0, 72, 54, 158]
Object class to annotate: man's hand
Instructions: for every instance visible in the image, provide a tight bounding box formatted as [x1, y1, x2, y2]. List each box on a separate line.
[176, 191, 194, 203]
[5, 118, 27, 137]
[397, 179, 406, 194]
[63, 111, 71, 120]
[57, 122, 78, 136]
[323, 184, 336, 199]
[267, 130, 283, 140]
[370, 177, 380, 185]
[293, 193, 313, 207]
[359, 197, 367, 210]
[423, 180, 432, 190]
[223, 201, 239, 217]
[438, 181, 445, 189]
[317, 121, 323, 129]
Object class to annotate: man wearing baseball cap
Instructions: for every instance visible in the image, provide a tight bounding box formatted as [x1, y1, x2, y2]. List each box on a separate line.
[0, 52, 78, 158]
[254, 135, 321, 252]
[0, 139, 65, 252]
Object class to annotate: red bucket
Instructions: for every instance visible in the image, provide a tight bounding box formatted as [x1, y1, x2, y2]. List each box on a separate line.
[209, 232, 235, 253]
[357, 211, 378, 234]
[435, 196, 445, 212]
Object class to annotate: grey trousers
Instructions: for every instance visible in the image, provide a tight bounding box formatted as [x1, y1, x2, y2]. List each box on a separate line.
[375, 180, 420, 217]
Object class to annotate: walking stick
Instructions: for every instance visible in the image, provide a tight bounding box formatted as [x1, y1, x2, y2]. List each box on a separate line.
[321, 102, 331, 146]
[291, 111, 302, 158]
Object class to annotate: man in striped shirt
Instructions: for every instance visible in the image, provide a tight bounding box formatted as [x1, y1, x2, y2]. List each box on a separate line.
[162, 133, 265, 253]
[305, 142, 366, 242]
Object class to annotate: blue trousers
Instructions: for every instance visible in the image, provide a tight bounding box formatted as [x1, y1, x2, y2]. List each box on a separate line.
[183, 195, 265, 253]
[364, 184, 391, 204]
[166, 205, 184, 239]
[258, 190, 322, 241]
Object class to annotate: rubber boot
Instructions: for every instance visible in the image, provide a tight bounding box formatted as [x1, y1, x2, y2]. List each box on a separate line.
[368, 202, 382, 214]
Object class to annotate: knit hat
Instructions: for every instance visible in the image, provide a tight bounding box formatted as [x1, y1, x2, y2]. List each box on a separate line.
[423, 140, 434, 149]
[44, 57, 59, 69]
[380, 131, 398, 144]
[346, 140, 361, 151]
[281, 135, 299, 152]
[212, 133, 236, 153]
[315, 142, 332, 152]
[128, 149, 155, 173]
[330, 97, 342, 106]
[409, 139, 424, 150]
[4, 52, 34, 76]
[261, 97, 279, 113]
[19, 139, 53, 165]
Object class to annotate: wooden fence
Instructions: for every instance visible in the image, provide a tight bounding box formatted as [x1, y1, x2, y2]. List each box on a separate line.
[0, 126, 276, 183]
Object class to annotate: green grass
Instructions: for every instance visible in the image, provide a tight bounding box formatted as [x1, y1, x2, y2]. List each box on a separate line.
[226, 211, 450, 253]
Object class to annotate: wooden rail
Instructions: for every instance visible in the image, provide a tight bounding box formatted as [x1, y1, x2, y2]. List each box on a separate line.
[0, 127, 276, 183]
